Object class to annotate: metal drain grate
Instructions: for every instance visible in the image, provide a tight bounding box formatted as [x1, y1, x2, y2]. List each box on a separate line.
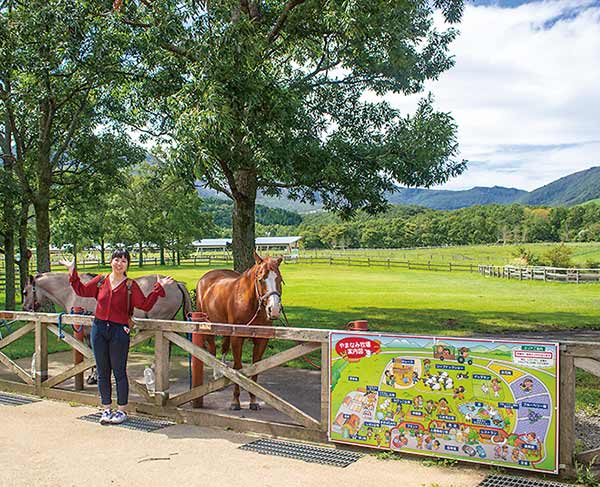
[479, 475, 574, 487]
[239, 438, 363, 467]
[0, 392, 40, 406]
[78, 412, 175, 432]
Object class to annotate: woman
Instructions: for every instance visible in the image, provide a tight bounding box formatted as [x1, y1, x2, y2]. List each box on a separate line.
[60, 249, 173, 425]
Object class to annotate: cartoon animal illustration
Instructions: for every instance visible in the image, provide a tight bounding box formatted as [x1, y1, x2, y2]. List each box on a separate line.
[481, 383, 490, 395]
[453, 385, 465, 400]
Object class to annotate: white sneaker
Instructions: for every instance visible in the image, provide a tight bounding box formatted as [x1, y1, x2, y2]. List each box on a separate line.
[110, 410, 128, 424]
[99, 409, 112, 425]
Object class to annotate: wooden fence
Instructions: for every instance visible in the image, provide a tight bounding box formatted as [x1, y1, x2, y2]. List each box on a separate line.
[285, 255, 478, 272]
[479, 265, 600, 283]
[0, 310, 598, 477]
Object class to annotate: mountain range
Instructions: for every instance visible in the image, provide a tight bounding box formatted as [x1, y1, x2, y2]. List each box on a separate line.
[198, 166, 600, 212]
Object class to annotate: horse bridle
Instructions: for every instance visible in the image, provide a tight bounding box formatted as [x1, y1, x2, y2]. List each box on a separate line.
[246, 271, 282, 325]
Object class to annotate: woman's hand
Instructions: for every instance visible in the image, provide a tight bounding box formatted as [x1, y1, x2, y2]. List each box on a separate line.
[58, 259, 75, 275]
[157, 275, 174, 287]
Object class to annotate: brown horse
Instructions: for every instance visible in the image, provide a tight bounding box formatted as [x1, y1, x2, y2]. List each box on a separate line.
[196, 252, 283, 410]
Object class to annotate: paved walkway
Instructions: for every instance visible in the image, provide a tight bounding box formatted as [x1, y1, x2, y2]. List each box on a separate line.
[0, 398, 486, 487]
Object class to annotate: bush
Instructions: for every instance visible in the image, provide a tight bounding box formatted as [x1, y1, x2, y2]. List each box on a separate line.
[542, 244, 574, 268]
[585, 260, 600, 269]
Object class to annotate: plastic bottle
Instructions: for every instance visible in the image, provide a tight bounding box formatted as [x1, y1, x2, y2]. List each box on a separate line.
[143, 366, 155, 394]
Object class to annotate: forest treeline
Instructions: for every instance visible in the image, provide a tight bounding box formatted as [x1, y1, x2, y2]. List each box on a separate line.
[240, 202, 600, 249]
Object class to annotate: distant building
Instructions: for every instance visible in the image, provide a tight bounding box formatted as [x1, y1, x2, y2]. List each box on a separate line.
[191, 236, 302, 255]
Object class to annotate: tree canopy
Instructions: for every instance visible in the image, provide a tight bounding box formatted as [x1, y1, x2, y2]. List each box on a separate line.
[116, 0, 467, 270]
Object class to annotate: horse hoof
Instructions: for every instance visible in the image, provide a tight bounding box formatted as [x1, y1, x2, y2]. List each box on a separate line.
[230, 403, 241, 411]
[249, 403, 261, 411]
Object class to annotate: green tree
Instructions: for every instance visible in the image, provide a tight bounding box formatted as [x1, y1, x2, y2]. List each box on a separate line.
[0, 0, 142, 273]
[118, 0, 466, 271]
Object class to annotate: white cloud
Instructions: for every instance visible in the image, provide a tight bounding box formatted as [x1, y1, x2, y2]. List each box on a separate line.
[386, 0, 600, 191]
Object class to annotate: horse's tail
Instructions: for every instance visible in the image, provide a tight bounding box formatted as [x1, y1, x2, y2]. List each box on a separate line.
[177, 281, 193, 320]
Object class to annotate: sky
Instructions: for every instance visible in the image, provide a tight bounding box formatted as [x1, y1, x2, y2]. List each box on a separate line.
[387, 0, 600, 191]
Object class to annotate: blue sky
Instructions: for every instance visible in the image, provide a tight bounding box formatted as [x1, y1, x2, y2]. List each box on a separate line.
[387, 0, 600, 191]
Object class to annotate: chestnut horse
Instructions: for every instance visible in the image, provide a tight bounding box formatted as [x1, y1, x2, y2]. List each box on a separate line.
[196, 252, 283, 410]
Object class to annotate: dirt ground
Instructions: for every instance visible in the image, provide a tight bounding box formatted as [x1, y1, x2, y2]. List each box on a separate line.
[0, 398, 487, 487]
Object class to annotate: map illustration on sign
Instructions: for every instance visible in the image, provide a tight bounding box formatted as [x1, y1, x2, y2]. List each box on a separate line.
[329, 333, 559, 473]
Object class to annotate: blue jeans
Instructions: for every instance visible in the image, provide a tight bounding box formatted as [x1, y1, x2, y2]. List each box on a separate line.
[91, 319, 130, 406]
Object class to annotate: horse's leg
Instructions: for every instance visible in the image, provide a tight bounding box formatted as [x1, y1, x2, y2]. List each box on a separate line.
[248, 338, 269, 411]
[220, 336, 230, 362]
[230, 336, 244, 410]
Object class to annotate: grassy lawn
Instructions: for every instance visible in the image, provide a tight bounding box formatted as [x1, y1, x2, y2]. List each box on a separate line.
[301, 242, 600, 266]
[2, 262, 599, 408]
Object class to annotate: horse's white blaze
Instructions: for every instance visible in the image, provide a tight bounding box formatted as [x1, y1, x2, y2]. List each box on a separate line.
[265, 271, 281, 318]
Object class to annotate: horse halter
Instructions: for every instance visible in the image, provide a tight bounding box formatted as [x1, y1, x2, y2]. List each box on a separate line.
[253, 271, 282, 308]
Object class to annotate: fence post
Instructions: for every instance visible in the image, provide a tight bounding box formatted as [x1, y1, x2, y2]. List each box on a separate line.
[543, 268, 547, 281]
[34, 319, 48, 394]
[368, 257, 371, 267]
[387, 258, 390, 269]
[329, 256, 333, 266]
[559, 350, 575, 477]
[449, 263, 452, 272]
[576, 270, 580, 284]
[154, 331, 170, 406]
[470, 264, 473, 272]
[428, 261, 431, 271]
[320, 343, 330, 431]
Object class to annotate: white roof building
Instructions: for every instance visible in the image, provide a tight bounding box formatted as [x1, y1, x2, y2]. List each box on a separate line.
[192, 236, 302, 252]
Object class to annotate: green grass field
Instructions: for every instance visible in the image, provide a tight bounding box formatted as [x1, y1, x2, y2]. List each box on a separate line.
[300, 242, 600, 266]
[1, 261, 599, 409]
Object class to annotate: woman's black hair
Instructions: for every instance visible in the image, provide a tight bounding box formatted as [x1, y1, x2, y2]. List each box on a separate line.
[111, 248, 131, 265]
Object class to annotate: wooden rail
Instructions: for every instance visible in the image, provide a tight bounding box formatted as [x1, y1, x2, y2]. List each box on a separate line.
[479, 265, 600, 283]
[0, 310, 598, 476]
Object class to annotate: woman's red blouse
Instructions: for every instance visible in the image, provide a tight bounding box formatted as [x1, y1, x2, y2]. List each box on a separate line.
[69, 269, 165, 325]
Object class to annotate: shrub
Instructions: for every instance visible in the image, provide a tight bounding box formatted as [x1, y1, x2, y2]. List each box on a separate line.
[542, 244, 574, 268]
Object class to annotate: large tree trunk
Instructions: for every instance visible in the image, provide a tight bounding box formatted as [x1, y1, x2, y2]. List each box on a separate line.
[72, 241, 78, 267]
[3, 232, 16, 310]
[159, 244, 165, 266]
[18, 199, 30, 293]
[33, 118, 53, 274]
[138, 241, 143, 267]
[1, 127, 16, 309]
[231, 169, 257, 273]
[34, 203, 51, 273]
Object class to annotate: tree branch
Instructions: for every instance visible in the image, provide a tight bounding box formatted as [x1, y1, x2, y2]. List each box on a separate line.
[51, 90, 91, 166]
[268, 0, 307, 44]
